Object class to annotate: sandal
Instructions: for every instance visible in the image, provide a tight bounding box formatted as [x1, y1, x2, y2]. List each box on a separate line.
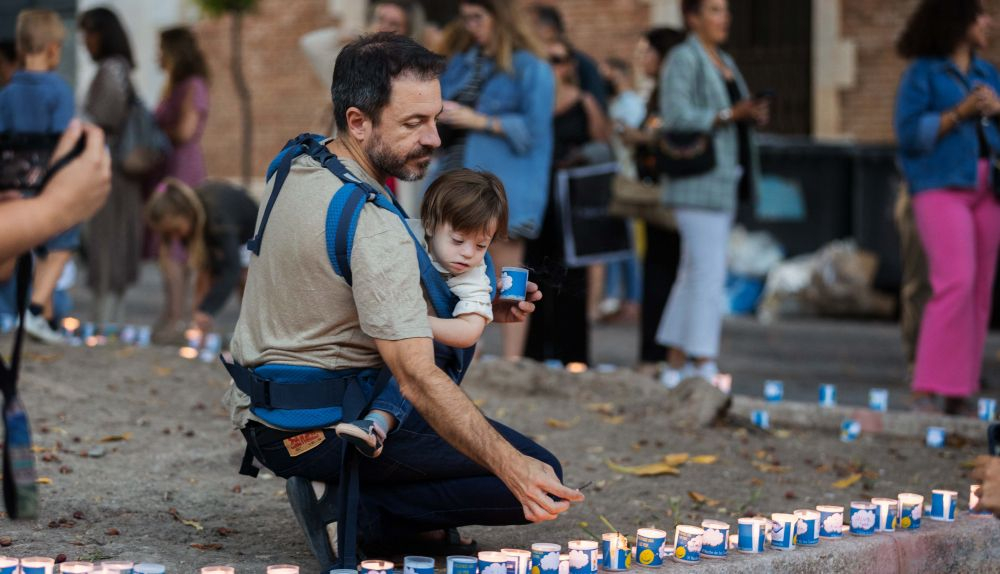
[285, 476, 341, 570]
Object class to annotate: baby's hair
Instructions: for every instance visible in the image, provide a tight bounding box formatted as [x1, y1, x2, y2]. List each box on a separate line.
[421, 169, 509, 241]
[16, 9, 65, 57]
[145, 177, 208, 271]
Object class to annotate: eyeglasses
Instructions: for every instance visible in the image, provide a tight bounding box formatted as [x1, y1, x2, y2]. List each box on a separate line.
[549, 55, 572, 65]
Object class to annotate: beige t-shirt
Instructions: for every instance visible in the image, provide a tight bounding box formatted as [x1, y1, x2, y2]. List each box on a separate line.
[224, 148, 432, 428]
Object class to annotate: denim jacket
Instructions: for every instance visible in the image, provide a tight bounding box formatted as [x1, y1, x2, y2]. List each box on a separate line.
[895, 56, 1000, 195]
[431, 47, 555, 240]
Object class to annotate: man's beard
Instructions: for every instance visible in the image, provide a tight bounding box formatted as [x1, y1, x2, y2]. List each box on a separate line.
[368, 131, 434, 182]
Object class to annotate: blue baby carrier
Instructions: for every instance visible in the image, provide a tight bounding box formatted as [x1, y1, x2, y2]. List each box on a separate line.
[221, 134, 494, 569]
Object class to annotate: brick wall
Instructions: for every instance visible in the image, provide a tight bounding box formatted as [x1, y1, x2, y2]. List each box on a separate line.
[840, 0, 1000, 142]
[546, 0, 652, 63]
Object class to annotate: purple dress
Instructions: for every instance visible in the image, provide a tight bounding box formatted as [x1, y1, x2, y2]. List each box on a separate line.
[155, 76, 209, 186]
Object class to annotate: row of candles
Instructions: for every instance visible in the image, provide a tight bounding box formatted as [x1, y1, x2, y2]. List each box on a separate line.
[349, 488, 985, 573]
[0, 560, 301, 573]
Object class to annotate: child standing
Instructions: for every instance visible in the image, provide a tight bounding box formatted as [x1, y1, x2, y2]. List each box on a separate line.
[0, 10, 77, 344]
[335, 169, 508, 457]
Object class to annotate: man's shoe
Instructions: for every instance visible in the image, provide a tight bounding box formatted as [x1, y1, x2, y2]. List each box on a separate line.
[285, 476, 339, 570]
[23, 311, 64, 345]
[335, 420, 385, 458]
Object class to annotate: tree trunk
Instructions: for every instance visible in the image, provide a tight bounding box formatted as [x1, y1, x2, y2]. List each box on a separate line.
[230, 11, 253, 186]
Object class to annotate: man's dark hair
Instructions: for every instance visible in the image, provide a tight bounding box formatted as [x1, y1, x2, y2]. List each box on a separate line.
[532, 4, 564, 35]
[331, 32, 445, 132]
[0, 41, 15, 64]
[897, 0, 983, 59]
[78, 7, 134, 67]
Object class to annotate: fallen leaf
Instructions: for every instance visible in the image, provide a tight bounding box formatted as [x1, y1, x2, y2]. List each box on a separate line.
[190, 543, 223, 551]
[689, 455, 718, 465]
[602, 415, 626, 425]
[832, 473, 862, 489]
[0, 537, 10, 547]
[606, 459, 680, 476]
[231, 485, 242, 494]
[98, 433, 132, 443]
[73, 511, 85, 520]
[216, 527, 237, 537]
[152, 366, 173, 377]
[25, 352, 61, 363]
[785, 490, 797, 499]
[472, 399, 487, 408]
[586, 402, 616, 416]
[181, 519, 204, 531]
[36, 477, 52, 485]
[54, 553, 66, 564]
[31, 445, 50, 453]
[546, 417, 580, 430]
[774, 430, 792, 439]
[751, 462, 789, 474]
[961, 459, 978, 469]
[105, 528, 120, 536]
[663, 453, 690, 467]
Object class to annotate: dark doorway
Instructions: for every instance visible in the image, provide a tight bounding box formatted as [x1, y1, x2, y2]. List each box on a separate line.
[725, 0, 812, 135]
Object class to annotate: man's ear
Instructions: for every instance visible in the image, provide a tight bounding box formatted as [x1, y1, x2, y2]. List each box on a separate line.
[345, 107, 372, 143]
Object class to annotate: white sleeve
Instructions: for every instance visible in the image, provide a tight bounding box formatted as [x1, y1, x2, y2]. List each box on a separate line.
[447, 263, 494, 323]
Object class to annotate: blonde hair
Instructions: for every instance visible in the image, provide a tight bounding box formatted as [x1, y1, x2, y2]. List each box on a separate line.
[16, 9, 65, 57]
[145, 177, 208, 271]
[444, 0, 545, 73]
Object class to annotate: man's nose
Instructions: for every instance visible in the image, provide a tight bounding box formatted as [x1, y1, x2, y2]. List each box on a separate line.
[423, 122, 442, 149]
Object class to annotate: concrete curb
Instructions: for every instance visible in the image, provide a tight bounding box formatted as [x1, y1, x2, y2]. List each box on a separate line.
[731, 396, 991, 443]
[680, 514, 999, 573]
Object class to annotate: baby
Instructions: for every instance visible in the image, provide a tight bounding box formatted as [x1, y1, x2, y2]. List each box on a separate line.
[335, 168, 508, 457]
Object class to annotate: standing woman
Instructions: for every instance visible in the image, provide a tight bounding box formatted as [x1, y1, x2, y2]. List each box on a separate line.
[656, 0, 768, 386]
[524, 37, 609, 365]
[433, 0, 554, 360]
[155, 26, 211, 341]
[79, 7, 143, 325]
[895, 0, 1000, 415]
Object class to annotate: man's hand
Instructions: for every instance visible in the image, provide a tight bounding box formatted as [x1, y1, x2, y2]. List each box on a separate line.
[971, 455, 1000, 515]
[45, 120, 111, 227]
[499, 455, 585, 522]
[493, 281, 542, 323]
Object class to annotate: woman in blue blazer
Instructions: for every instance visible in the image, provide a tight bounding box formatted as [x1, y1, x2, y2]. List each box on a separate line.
[432, 0, 554, 359]
[894, 0, 1000, 415]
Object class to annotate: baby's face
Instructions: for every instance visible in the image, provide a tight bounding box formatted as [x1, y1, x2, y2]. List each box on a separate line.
[428, 221, 496, 275]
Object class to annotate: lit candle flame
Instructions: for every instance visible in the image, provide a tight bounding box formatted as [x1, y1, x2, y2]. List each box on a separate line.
[85, 336, 99, 347]
[179, 347, 199, 360]
[566, 362, 588, 374]
[62, 317, 81, 332]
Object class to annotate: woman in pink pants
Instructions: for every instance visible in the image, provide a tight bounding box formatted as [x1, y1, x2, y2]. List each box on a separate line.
[896, 0, 1000, 414]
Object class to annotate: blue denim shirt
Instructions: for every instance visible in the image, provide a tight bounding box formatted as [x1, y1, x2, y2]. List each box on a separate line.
[0, 70, 75, 133]
[895, 57, 1000, 195]
[431, 47, 554, 240]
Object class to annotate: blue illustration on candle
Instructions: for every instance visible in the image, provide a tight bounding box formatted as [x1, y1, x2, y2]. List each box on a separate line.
[818, 507, 844, 538]
[499, 267, 529, 301]
[700, 524, 728, 557]
[447, 557, 477, 574]
[850, 505, 876, 536]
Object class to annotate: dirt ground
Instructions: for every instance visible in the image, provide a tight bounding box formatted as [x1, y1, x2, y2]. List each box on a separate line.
[0, 341, 985, 571]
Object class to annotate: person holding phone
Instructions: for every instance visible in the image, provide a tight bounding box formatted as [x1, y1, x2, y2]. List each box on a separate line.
[655, 0, 768, 387]
[894, 0, 1000, 415]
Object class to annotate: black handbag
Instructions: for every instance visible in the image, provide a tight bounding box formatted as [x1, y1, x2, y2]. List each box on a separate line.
[655, 130, 716, 178]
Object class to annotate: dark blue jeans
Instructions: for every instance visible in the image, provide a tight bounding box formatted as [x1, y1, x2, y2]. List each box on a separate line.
[242, 410, 562, 543]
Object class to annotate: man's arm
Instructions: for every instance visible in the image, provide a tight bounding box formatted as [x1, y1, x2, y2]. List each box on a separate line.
[374, 336, 584, 522]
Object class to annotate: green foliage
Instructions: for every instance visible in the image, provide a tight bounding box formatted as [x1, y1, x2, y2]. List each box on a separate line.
[193, 0, 259, 17]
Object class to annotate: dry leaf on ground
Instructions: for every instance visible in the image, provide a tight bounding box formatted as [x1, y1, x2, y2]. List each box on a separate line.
[546, 417, 580, 430]
[663, 453, 690, 467]
[586, 402, 616, 416]
[690, 455, 718, 465]
[191, 543, 223, 551]
[606, 459, 680, 476]
[832, 473, 862, 489]
[35, 477, 52, 485]
[752, 461, 790, 474]
[98, 433, 132, 443]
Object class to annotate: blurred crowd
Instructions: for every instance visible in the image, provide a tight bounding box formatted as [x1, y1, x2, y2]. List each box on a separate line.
[1, 0, 999, 419]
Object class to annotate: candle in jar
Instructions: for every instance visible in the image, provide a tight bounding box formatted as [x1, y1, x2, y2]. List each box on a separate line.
[19, 557, 55, 574]
[0, 557, 16, 574]
[266, 566, 300, 574]
[61, 563, 94, 574]
[133, 566, 166, 574]
[501, 549, 531, 574]
[100, 561, 134, 574]
[360, 560, 395, 574]
[200, 568, 235, 574]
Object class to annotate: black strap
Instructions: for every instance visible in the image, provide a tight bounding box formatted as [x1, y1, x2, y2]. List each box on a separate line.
[0, 254, 33, 400]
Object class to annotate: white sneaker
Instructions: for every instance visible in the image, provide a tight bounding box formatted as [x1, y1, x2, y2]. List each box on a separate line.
[23, 311, 65, 345]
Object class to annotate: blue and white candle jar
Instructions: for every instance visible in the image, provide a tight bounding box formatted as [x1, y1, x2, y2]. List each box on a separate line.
[840, 419, 861, 442]
[566, 541, 598, 574]
[405, 556, 435, 574]
[819, 384, 837, 407]
[447, 556, 478, 574]
[872, 498, 897, 532]
[502, 549, 531, 574]
[361, 560, 395, 574]
[926, 427, 947, 448]
[737, 518, 766, 553]
[531, 543, 561, 574]
[134, 565, 166, 574]
[897, 493, 923, 530]
[18, 557, 54, 574]
[817, 505, 844, 539]
[699, 520, 729, 559]
[499, 266, 529, 301]
[600, 534, 630, 571]
[979, 398, 996, 422]
[751, 410, 770, 430]
[634, 528, 667, 567]
[0, 557, 16, 574]
[137, 325, 152, 347]
[930, 490, 958, 522]
[672, 525, 703, 564]
[120, 325, 137, 345]
[102, 560, 135, 573]
[770, 513, 797, 551]
[868, 388, 889, 412]
[480, 552, 510, 574]
[849, 501, 877, 536]
[764, 380, 784, 402]
[60, 563, 95, 573]
[793, 509, 820, 545]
